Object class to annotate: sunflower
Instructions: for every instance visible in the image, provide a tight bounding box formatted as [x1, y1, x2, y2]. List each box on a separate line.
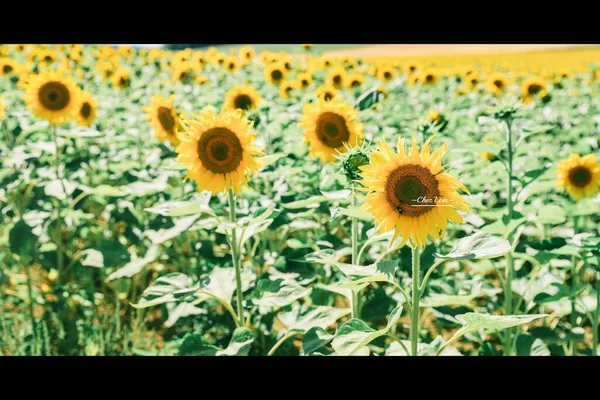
[485, 73, 509, 96]
[301, 44, 313, 50]
[427, 110, 441, 122]
[175, 107, 263, 194]
[173, 49, 192, 65]
[223, 56, 240, 73]
[0, 58, 18, 76]
[37, 49, 57, 65]
[420, 69, 439, 86]
[359, 136, 470, 248]
[403, 60, 421, 76]
[112, 68, 131, 89]
[239, 46, 256, 63]
[477, 138, 496, 161]
[23, 70, 79, 124]
[297, 72, 313, 89]
[171, 63, 193, 83]
[521, 76, 546, 102]
[117, 45, 134, 60]
[143, 94, 180, 147]
[278, 80, 297, 99]
[347, 72, 365, 88]
[377, 65, 396, 83]
[315, 84, 338, 102]
[407, 74, 421, 86]
[556, 154, 600, 200]
[224, 85, 262, 112]
[210, 52, 227, 67]
[466, 74, 480, 90]
[264, 62, 287, 85]
[195, 75, 209, 85]
[73, 90, 98, 127]
[298, 98, 364, 163]
[326, 67, 347, 89]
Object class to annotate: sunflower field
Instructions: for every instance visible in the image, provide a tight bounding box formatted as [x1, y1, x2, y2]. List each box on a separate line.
[1, 44, 600, 357]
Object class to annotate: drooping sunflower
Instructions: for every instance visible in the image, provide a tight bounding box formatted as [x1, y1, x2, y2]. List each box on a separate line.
[112, 68, 131, 89]
[279, 80, 298, 99]
[521, 76, 546, 102]
[315, 84, 338, 102]
[224, 85, 262, 112]
[298, 98, 364, 163]
[175, 107, 263, 194]
[347, 72, 365, 88]
[377, 65, 396, 83]
[23, 70, 80, 124]
[297, 72, 313, 89]
[485, 73, 509, 96]
[264, 62, 287, 86]
[556, 154, 600, 200]
[326, 67, 347, 89]
[143, 94, 180, 147]
[73, 90, 98, 127]
[359, 136, 470, 248]
[0, 58, 18, 76]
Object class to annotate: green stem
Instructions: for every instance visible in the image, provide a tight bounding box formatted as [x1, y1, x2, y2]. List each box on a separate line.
[50, 125, 66, 284]
[570, 215, 580, 356]
[387, 334, 411, 356]
[199, 290, 240, 328]
[593, 274, 599, 356]
[115, 296, 121, 338]
[228, 188, 244, 327]
[503, 117, 515, 356]
[24, 261, 37, 346]
[267, 331, 297, 356]
[419, 259, 444, 295]
[410, 245, 421, 357]
[351, 187, 360, 319]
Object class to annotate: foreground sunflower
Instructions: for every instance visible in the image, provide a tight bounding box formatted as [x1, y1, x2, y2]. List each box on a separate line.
[74, 91, 98, 127]
[23, 70, 80, 124]
[298, 98, 363, 163]
[143, 94, 180, 146]
[359, 136, 470, 248]
[224, 85, 262, 112]
[176, 107, 263, 194]
[556, 153, 600, 200]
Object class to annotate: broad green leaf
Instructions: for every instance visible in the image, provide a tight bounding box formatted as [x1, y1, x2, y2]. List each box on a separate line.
[456, 313, 547, 334]
[282, 195, 326, 210]
[106, 246, 159, 281]
[145, 215, 200, 245]
[537, 205, 566, 225]
[331, 206, 374, 222]
[43, 179, 76, 200]
[131, 273, 198, 309]
[355, 86, 385, 110]
[303, 327, 334, 355]
[420, 294, 476, 308]
[516, 334, 551, 356]
[144, 192, 214, 217]
[80, 249, 104, 268]
[196, 267, 255, 306]
[9, 220, 38, 262]
[252, 278, 311, 314]
[385, 336, 462, 356]
[338, 274, 389, 289]
[332, 306, 403, 356]
[436, 231, 511, 260]
[85, 184, 124, 197]
[165, 302, 206, 328]
[259, 153, 286, 168]
[320, 189, 351, 201]
[177, 334, 219, 356]
[278, 306, 350, 333]
[216, 327, 255, 356]
[482, 217, 527, 238]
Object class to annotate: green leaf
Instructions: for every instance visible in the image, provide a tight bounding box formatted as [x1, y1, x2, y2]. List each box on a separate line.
[355, 86, 385, 111]
[420, 294, 476, 308]
[145, 215, 201, 245]
[456, 313, 547, 334]
[144, 192, 214, 217]
[537, 205, 566, 225]
[164, 302, 206, 328]
[106, 246, 159, 281]
[196, 267, 255, 306]
[385, 336, 462, 356]
[177, 334, 219, 356]
[278, 306, 350, 333]
[331, 206, 374, 222]
[80, 249, 104, 268]
[259, 153, 286, 169]
[131, 273, 198, 309]
[86, 184, 124, 197]
[43, 179, 76, 200]
[516, 334, 551, 356]
[482, 217, 527, 238]
[331, 306, 403, 356]
[435, 231, 511, 260]
[303, 327, 334, 355]
[216, 327, 255, 356]
[282, 195, 326, 209]
[338, 274, 389, 289]
[9, 220, 38, 261]
[252, 278, 311, 314]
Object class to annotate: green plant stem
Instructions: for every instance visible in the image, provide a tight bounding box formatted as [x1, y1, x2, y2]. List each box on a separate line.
[24, 261, 37, 344]
[50, 125, 66, 285]
[570, 215, 580, 356]
[351, 187, 360, 319]
[387, 334, 411, 356]
[267, 331, 297, 356]
[410, 245, 421, 357]
[593, 275, 599, 356]
[503, 117, 515, 356]
[419, 259, 444, 295]
[228, 188, 244, 327]
[115, 297, 121, 338]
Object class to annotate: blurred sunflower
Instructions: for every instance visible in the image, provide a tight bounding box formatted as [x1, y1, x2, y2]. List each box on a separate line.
[0, 58, 18, 76]
[466, 74, 480, 90]
[223, 56, 240, 73]
[421, 69, 439, 86]
[143, 94, 180, 146]
[301, 44, 313, 50]
[190, 52, 206, 71]
[298, 98, 363, 163]
[112, 68, 131, 89]
[485, 73, 509, 96]
[427, 110, 441, 122]
[556, 154, 600, 200]
[359, 136, 470, 248]
[171, 63, 193, 83]
[326, 67, 347, 89]
[377, 65, 396, 83]
[403, 60, 421, 76]
[117, 45, 134, 61]
[224, 85, 262, 112]
[315, 84, 338, 102]
[73, 90, 98, 127]
[37, 49, 57, 65]
[211, 52, 227, 67]
[297, 72, 313, 89]
[477, 138, 496, 161]
[264, 62, 287, 85]
[521, 76, 546, 102]
[23, 70, 80, 124]
[347, 72, 365, 88]
[173, 49, 192, 65]
[0, 96, 5, 120]
[195, 75, 209, 85]
[279, 80, 298, 99]
[176, 107, 263, 194]
[239, 46, 255, 63]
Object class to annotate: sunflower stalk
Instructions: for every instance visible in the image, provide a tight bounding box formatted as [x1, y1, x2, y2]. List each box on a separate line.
[51, 124, 65, 283]
[410, 245, 421, 356]
[351, 186, 360, 319]
[503, 117, 515, 356]
[593, 272, 599, 356]
[227, 188, 245, 327]
[570, 215, 580, 356]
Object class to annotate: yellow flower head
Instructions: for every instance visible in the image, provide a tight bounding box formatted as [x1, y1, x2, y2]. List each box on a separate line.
[142, 94, 180, 147]
[347, 72, 365, 88]
[359, 136, 470, 249]
[556, 154, 600, 200]
[73, 90, 98, 127]
[23, 70, 80, 124]
[264, 62, 287, 86]
[224, 85, 262, 112]
[298, 98, 364, 164]
[112, 68, 131, 89]
[485, 72, 509, 96]
[223, 56, 240, 73]
[239, 46, 256, 62]
[297, 72, 314, 89]
[279, 80, 298, 99]
[420, 68, 439, 85]
[326, 66, 347, 89]
[377, 65, 396, 83]
[521, 76, 546, 102]
[175, 107, 264, 194]
[0, 96, 5, 120]
[0, 58, 18, 76]
[315, 84, 338, 102]
[427, 110, 441, 122]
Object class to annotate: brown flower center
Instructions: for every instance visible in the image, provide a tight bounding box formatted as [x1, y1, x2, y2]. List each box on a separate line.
[3, 65, 13, 74]
[80, 102, 92, 119]
[157, 106, 176, 134]
[384, 71, 392, 80]
[528, 83, 543, 96]
[568, 166, 592, 188]
[493, 79, 503, 89]
[333, 75, 342, 85]
[385, 164, 440, 217]
[323, 92, 334, 101]
[197, 128, 243, 174]
[351, 79, 361, 87]
[301, 79, 309, 88]
[316, 112, 349, 148]
[234, 94, 253, 111]
[425, 74, 434, 83]
[38, 81, 71, 111]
